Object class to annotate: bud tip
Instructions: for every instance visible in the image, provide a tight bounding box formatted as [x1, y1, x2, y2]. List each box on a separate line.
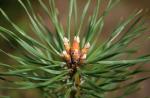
[74, 36, 80, 43]
[85, 42, 90, 48]
[63, 37, 69, 43]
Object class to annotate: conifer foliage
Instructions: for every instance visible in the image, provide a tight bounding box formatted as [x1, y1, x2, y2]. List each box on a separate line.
[0, 0, 149, 98]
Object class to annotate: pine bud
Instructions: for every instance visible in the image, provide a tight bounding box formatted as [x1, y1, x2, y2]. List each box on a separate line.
[71, 36, 80, 62]
[62, 50, 71, 63]
[72, 36, 80, 50]
[81, 54, 87, 60]
[63, 37, 70, 53]
[81, 42, 90, 55]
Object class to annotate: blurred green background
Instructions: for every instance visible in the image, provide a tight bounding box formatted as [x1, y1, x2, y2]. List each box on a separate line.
[0, 0, 150, 98]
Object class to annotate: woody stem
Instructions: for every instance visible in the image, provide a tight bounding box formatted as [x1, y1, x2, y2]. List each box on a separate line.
[69, 67, 81, 98]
